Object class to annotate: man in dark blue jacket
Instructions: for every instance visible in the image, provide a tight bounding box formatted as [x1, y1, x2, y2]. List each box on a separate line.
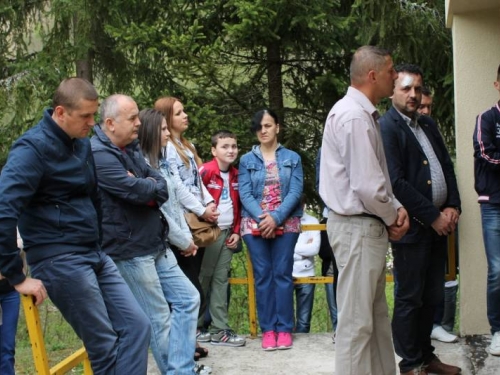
[91, 95, 202, 375]
[473, 63, 500, 356]
[0, 78, 151, 375]
[380, 64, 462, 375]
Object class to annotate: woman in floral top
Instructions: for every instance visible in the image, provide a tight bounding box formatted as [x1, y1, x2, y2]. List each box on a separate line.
[238, 109, 303, 351]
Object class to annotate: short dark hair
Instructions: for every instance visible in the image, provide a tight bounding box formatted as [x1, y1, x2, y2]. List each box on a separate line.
[350, 46, 392, 84]
[52, 77, 98, 110]
[250, 109, 279, 134]
[421, 86, 432, 97]
[211, 130, 237, 147]
[497, 64, 500, 81]
[395, 63, 424, 84]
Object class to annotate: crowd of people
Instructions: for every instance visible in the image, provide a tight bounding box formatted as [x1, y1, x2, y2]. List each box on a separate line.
[0, 46, 499, 375]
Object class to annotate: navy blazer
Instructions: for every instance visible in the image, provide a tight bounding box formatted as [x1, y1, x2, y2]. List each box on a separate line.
[380, 107, 461, 244]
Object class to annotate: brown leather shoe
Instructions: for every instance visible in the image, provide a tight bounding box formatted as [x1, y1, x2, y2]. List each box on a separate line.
[425, 358, 461, 374]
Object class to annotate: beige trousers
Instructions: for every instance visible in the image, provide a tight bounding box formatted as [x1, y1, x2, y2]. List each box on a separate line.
[327, 212, 396, 375]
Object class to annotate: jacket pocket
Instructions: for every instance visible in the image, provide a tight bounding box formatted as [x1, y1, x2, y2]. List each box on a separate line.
[246, 162, 262, 172]
[279, 158, 298, 194]
[281, 159, 298, 168]
[49, 205, 63, 236]
[246, 162, 263, 194]
[280, 159, 297, 177]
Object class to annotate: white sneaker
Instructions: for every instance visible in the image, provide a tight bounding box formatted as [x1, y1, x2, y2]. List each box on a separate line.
[489, 331, 500, 356]
[194, 363, 212, 374]
[430, 326, 458, 343]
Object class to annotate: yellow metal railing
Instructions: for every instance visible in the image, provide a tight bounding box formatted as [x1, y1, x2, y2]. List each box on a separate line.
[21, 294, 93, 375]
[235, 223, 457, 337]
[21, 224, 457, 366]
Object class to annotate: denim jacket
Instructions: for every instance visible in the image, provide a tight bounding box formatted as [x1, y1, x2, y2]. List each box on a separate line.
[238, 144, 303, 226]
[164, 140, 214, 216]
[158, 160, 193, 251]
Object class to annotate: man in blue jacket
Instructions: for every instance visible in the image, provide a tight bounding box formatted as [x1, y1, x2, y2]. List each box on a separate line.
[380, 64, 462, 375]
[91, 95, 203, 375]
[473, 63, 500, 357]
[0, 78, 151, 375]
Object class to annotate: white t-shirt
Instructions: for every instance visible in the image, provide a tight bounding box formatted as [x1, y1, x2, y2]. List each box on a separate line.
[217, 171, 233, 230]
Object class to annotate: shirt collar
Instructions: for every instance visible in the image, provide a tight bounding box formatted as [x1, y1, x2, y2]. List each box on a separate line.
[346, 87, 379, 120]
[394, 107, 420, 128]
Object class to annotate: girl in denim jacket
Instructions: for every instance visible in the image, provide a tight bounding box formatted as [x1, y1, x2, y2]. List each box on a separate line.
[238, 109, 303, 351]
[154, 97, 218, 360]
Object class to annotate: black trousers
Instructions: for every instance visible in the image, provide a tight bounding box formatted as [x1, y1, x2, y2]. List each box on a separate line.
[392, 233, 447, 372]
[173, 247, 206, 321]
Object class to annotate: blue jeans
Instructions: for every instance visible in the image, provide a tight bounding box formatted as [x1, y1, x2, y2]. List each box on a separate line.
[325, 281, 338, 331]
[433, 283, 458, 332]
[243, 232, 299, 333]
[392, 233, 447, 373]
[0, 290, 20, 375]
[116, 248, 200, 375]
[294, 283, 315, 333]
[30, 250, 151, 375]
[480, 203, 500, 334]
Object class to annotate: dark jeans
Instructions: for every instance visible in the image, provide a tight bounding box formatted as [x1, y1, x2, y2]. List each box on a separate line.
[30, 250, 151, 375]
[174, 247, 206, 320]
[319, 217, 338, 331]
[433, 232, 459, 331]
[294, 283, 315, 333]
[243, 232, 299, 333]
[392, 233, 447, 372]
[433, 283, 458, 331]
[0, 290, 20, 375]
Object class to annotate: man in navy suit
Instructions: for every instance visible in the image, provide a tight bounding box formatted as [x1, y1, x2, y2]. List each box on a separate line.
[380, 64, 462, 375]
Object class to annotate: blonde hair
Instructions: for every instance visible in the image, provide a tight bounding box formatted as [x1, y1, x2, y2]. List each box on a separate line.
[154, 96, 202, 167]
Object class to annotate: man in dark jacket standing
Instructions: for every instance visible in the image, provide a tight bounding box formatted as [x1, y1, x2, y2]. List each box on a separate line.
[91, 94, 202, 375]
[472, 63, 500, 357]
[0, 78, 151, 375]
[380, 64, 462, 375]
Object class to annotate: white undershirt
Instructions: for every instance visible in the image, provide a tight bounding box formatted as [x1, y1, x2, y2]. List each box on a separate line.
[217, 171, 233, 230]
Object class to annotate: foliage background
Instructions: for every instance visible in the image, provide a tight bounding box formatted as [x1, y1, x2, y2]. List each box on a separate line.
[3, 1, 455, 371]
[1, 0, 454, 209]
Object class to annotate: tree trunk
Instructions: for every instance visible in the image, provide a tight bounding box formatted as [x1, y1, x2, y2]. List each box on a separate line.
[266, 42, 284, 125]
[75, 51, 93, 83]
[73, 13, 93, 83]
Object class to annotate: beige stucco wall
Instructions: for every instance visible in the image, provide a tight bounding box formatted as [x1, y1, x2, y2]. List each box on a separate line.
[451, 8, 500, 335]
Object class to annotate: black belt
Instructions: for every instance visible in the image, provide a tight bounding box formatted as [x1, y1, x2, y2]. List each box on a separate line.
[331, 211, 385, 225]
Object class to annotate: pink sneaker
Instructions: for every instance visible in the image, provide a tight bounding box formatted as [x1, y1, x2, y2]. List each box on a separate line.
[261, 331, 277, 351]
[276, 332, 293, 349]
